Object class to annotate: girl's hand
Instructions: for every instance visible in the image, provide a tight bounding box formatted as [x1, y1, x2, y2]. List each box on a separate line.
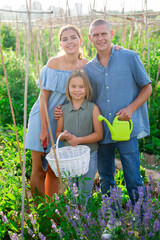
[40, 129, 49, 146]
[63, 130, 72, 141]
[68, 135, 79, 146]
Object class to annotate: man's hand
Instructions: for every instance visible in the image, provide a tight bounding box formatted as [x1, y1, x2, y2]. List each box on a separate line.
[116, 105, 133, 121]
[54, 104, 63, 120]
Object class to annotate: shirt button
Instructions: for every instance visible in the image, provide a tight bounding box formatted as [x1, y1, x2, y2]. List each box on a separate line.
[107, 100, 110, 102]
[109, 113, 112, 115]
[105, 73, 108, 76]
[106, 86, 109, 89]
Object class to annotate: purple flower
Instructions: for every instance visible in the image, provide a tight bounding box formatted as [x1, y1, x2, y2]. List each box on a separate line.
[51, 219, 58, 232]
[0, 211, 9, 224]
[38, 233, 46, 240]
[29, 213, 36, 225]
[55, 193, 60, 201]
[148, 232, 153, 238]
[55, 209, 60, 215]
[72, 183, 79, 198]
[153, 220, 160, 232]
[8, 231, 20, 240]
[108, 209, 116, 225]
[26, 226, 34, 236]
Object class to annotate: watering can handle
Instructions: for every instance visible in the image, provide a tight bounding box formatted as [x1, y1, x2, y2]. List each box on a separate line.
[129, 119, 133, 133]
[116, 115, 133, 133]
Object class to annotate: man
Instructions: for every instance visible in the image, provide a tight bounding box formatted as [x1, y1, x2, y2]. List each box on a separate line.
[83, 19, 152, 205]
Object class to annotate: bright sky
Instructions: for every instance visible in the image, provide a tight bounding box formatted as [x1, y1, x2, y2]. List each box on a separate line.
[0, 0, 160, 12]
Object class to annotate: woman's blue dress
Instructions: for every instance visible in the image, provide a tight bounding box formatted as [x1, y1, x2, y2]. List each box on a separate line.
[26, 65, 71, 153]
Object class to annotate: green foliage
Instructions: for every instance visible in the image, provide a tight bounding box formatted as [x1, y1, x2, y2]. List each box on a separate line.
[1, 24, 16, 51]
[0, 124, 32, 180]
[0, 50, 39, 126]
[0, 125, 160, 239]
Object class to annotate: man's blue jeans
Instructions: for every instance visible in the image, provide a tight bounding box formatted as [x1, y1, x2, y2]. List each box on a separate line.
[98, 137, 146, 205]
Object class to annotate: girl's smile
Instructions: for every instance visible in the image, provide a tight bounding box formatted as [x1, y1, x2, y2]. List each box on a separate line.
[69, 76, 86, 102]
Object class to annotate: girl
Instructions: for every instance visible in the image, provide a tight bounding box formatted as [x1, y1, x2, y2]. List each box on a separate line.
[56, 70, 103, 202]
[26, 25, 89, 198]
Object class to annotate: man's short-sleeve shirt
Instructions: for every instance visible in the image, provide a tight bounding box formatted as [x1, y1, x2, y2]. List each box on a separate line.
[84, 45, 151, 144]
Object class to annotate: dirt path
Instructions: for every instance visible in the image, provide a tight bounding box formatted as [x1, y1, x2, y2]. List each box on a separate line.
[115, 159, 160, 182]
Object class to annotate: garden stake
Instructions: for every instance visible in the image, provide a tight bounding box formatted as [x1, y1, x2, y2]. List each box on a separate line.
[26, 6, 65, 198]
[0, 44, 31, 214]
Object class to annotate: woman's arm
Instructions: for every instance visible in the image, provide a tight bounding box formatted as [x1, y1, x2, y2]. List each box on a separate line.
[68, 105, 103, 146]
[39, 89, 51, 146]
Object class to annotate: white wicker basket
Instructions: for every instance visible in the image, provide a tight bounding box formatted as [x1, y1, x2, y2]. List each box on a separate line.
[46, 132, 90, 178]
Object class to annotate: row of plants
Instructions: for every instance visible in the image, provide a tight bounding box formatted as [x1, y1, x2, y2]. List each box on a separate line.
[0, 23, 160, 156]
[0, 125, 160, 239]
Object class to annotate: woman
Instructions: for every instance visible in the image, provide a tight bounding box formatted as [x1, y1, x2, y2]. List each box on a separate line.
[26, 25, 89, 198]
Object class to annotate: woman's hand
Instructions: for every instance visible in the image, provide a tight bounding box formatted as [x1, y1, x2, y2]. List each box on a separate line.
[40, 129, 49, 146]
[115, 45, 123, 50]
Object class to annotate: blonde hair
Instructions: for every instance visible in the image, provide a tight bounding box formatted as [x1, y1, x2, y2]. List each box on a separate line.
[89, 19, 110, 35]
[59, 25, 83, 59]
[66, 70, 93, 102]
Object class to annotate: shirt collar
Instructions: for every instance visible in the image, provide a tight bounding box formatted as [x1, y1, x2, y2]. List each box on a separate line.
[68, 99, 87, 112]
[94, 44, 115, 66]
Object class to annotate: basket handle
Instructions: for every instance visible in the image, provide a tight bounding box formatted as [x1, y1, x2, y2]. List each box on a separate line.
[56, 132, 65, 152]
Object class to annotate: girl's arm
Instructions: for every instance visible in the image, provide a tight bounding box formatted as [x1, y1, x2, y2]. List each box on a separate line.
[68, 105, 103, 146]
[56, 117, 72, 141]
[39, 89, 51, 146]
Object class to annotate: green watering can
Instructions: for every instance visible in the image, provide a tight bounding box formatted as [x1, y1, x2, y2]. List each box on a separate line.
[98, 115, 133, 141]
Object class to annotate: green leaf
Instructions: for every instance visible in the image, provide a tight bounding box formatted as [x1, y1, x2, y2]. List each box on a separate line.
[6, 193, 16, 201]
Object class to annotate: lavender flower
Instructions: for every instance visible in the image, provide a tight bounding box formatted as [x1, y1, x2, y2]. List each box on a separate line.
[0, 211, 9, 224]
[55, 193, 60, 202]
[148, 232, 153, 238]
[108, 209, 116, 225]
[29, 213, 36, 225]
[51, 219, 58, 232]
[72, 183, 79, 198]
[38, 232, 46, 240]
[8, 231, 20, 240]
[153, 220, 160, 232]
[55, 209, 60, 215]
[26, 226, 34, 236]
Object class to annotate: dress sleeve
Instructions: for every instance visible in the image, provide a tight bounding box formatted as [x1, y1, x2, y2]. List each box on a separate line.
[37, 65, 69, 93]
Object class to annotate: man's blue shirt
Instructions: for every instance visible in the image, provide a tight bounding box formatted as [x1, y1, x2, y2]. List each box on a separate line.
[84, 45, 151, 144]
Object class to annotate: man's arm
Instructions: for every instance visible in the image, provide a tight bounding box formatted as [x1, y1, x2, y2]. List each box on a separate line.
[117, 83, 152, 121]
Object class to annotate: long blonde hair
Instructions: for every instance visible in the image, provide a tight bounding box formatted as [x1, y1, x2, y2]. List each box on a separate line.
[59, 25, 83, 59]
[66, 70, 93, 102]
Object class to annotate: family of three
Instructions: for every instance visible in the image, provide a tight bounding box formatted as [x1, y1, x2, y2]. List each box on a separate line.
[26, 19, 152, 206]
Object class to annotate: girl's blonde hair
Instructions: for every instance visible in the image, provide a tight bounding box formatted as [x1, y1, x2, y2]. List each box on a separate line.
[59, 25, 83, 59]
[66, 70, 93, 102]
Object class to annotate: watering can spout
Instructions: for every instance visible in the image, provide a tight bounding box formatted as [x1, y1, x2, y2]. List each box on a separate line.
[98, 115, 115, 135]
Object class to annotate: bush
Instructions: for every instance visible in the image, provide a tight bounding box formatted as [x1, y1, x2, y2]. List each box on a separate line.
[1, 24, 16, 51]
